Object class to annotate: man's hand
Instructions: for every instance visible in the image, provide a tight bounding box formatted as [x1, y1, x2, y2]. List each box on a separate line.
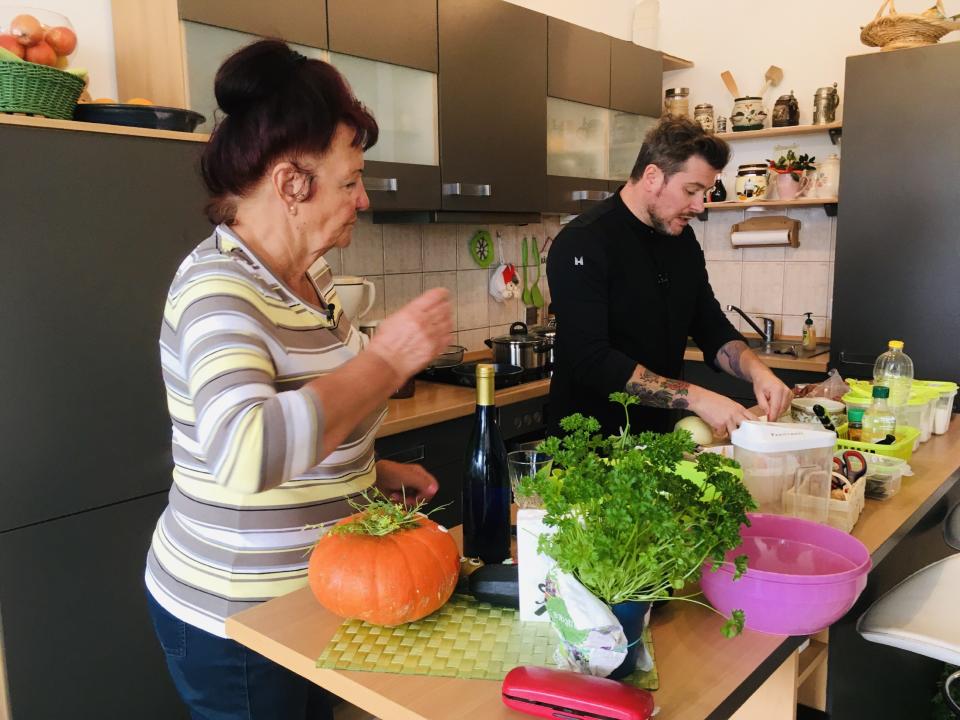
[752, 369, 793, 421]
[689, 387, 757, 438]
[374, 459, 439, 506]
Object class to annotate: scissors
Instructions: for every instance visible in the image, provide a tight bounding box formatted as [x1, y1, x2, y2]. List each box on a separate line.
[833, 450, 867, 484]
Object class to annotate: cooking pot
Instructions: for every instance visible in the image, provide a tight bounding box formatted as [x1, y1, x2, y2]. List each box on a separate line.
[529, 319, 557, 374]
[485, 322, 550, 371]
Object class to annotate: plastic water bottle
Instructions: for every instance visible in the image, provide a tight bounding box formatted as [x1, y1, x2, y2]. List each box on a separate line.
[632, 0, 660, 50]
[873, 340, 913, 410]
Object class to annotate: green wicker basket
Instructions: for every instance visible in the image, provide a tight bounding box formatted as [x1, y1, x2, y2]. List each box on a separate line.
[0, 59, 85, 120]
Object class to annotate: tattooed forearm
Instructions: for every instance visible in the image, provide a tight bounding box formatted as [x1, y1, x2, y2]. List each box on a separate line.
[625, 367, 691, 409]
[715, 340, 751, 381]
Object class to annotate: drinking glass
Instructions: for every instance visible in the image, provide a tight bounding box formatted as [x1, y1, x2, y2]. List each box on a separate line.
[507, 449, 551, 508]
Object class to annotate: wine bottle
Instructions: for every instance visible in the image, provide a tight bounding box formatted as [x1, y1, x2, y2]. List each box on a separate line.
[462, 364, 511, 563]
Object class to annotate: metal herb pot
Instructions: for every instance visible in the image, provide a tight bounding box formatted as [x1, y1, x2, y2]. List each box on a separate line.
[485, 322, 549, 371]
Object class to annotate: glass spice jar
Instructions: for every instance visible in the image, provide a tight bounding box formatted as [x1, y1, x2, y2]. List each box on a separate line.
[664, 87, 689, 118]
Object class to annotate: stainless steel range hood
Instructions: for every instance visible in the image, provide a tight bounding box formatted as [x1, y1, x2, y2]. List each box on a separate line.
[371, 210, 543, 224]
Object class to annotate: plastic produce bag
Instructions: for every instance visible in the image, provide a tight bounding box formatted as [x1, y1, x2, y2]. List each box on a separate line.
[794, 369, 850, 401]
[543, 567, 631, 677]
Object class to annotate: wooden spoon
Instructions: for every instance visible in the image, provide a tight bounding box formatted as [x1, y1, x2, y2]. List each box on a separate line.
[758, 65, 784, 97]
[720, 70, 740, 98]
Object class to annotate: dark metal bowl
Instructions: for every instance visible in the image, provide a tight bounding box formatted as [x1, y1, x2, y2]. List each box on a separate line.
[73, 103, 206, 132]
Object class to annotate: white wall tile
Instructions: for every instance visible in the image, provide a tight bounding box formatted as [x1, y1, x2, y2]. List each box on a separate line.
[384, 273, 422, 317]
[741, 261, 785, 315]
[457, 269, 489, 330]
[458, 327, 489, 352]
[422, 225, 458, 272]
[781, 314, 828, 340]
[342, 216, 384, 276]
[742, 244, 785, 262]
[786, 207, 833, 262]
[724, 311, 742, 333]
[488, 287, 520, 327]
[423, 271, 458, 330]
[782, 261, 829, 317]
[703, 209, 743, 261]
[323, 248, 342, 276]
[383, 225, 422, 274]
[705, 260, 742, 309]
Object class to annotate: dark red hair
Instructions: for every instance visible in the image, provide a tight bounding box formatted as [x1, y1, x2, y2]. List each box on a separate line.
[201, 40, 378, 224]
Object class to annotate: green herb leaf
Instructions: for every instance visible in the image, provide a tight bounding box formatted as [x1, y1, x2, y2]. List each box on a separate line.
[722, 609, 746, 638]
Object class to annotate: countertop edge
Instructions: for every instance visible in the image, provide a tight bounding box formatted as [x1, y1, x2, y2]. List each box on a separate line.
[684, 347, 830, 373]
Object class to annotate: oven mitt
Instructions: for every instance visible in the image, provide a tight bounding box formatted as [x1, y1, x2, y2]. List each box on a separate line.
[489, 263, 520, 302]
[543, 567, 628, 677]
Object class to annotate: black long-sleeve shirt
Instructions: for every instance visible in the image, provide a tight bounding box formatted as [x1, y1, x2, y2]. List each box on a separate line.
[546, 191, 743, 437]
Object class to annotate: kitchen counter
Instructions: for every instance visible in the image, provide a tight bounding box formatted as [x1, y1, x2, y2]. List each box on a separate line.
[684, 346, 830, 373]
[226, 423, 960, 720]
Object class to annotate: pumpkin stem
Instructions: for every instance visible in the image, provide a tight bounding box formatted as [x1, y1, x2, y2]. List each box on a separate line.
[329, 489, 444, 537]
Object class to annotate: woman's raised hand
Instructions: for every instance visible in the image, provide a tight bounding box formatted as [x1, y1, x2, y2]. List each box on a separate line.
[368, 288, 453, 382]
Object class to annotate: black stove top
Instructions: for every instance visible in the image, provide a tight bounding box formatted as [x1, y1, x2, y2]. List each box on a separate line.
[417, 360, 549, 389]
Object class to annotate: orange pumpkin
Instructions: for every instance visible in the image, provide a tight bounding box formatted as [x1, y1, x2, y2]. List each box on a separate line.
[308, 510, 460, 626]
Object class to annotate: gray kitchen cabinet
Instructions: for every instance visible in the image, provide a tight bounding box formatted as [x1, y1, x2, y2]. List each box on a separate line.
[0, 492, 187, 719]
[328, 0, 438, 72]
[178, 0, 327, 49]
[545, 176, 612, 215]
[438, 0, 547, 213]
[610, 38, 662, 116]
[547, 18, 610, 108]
[363, 161, 442, 211]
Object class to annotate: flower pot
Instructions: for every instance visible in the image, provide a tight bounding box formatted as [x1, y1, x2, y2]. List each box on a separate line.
[607, 600, 651, 680]
[774, 171, 811, 200]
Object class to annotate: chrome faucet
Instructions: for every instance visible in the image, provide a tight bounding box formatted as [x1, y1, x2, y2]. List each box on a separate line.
[726, 305, 775, 345]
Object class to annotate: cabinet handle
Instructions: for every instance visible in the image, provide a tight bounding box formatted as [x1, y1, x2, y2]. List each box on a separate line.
[838, 351, 875, 368]
[442, 182, 492, 197]
[365, 177, 398, 192]
[570, 190, 612, 202]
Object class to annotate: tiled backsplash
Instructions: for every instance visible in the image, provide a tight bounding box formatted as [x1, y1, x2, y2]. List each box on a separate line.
[332, 205, 834, 351]
[329, 215, 562, 351]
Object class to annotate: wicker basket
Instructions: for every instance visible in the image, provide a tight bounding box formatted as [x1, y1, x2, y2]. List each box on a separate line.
[0, 59, 85, 120]
[861, 0, 960, 51]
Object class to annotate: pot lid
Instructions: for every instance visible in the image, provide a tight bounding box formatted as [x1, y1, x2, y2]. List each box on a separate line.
[489, 321, 539, 345]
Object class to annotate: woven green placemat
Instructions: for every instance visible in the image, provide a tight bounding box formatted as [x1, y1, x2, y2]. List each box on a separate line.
[316, 595, 658, 690]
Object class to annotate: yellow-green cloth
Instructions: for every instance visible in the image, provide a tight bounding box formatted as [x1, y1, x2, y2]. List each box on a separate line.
[316, 594, 658, 689]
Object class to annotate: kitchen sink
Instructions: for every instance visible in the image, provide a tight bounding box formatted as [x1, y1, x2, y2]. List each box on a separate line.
[686, 338, 830, 359]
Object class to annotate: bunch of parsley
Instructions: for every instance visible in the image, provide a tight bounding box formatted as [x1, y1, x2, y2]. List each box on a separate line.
[521, 393, 756, 637]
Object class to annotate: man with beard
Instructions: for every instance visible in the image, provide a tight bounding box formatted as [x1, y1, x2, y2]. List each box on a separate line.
[546, 116, 792, 438]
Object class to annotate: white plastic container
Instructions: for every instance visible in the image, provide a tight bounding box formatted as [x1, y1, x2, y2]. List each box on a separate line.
[862, 454, 906, 501]
[916, 381, 958, 435]
[897, 387, 937, 446]
[731, 421, 836, 525]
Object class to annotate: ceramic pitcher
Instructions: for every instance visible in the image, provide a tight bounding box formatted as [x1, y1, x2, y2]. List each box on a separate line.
[813, 154, 841, 198]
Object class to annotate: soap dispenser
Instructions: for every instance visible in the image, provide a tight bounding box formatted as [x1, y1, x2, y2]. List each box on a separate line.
[802, 312, 817, 350]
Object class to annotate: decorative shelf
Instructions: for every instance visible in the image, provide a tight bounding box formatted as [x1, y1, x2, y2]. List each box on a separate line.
[715, 122, 842, 145]
[662, 52, 694, 71]
[699, 196, 838, 219]
[0, 112, 209, 143]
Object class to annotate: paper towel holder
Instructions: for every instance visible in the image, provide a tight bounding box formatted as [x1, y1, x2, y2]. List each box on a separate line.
[729, 215, 800, 248]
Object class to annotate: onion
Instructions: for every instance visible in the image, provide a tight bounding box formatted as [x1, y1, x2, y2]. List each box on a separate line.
[674, 416, 714, 446]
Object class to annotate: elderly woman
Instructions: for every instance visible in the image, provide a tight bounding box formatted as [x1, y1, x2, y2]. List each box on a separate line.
[144, 40, 452, 718]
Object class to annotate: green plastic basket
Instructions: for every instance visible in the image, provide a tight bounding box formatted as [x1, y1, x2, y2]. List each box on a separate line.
[835, 423, 919, 462]
[0, 59, 85, 120]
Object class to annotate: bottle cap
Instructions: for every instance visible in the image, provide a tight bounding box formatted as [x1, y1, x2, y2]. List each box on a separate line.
[888, 340, 904, 350]
[848, 407, 866, 422]
[872, 385, 890, 399]
[476, 363, 495, 379]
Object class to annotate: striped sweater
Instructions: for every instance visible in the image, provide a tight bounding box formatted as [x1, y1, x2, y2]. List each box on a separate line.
[145, 225, 384, 637]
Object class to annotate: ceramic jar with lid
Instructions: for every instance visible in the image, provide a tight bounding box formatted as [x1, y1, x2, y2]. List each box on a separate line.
[694, 103, 714, 132]
[735, 164, 769, 202]
[731, 96, 767, 131]
[664, 87, 690, 117]
[813, 83, 840, 125]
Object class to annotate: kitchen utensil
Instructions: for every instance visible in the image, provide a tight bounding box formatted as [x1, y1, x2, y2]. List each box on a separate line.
[73, 103, 206, 132]
[813, 404, 838, 433]
[757, 64, 784, 97]
[485, 322, 550, 371]
[700, 513, 871, 635]
[833, 450, 868, 483]
[502, 666, 655, 720]
[521, 237, 532, 306]
[720, 70, 740, 98]
[792, 398, 845, 428]
[530, 237, 544, 309]
[427, 344, 466, 369]
[469, 229, 494, 268]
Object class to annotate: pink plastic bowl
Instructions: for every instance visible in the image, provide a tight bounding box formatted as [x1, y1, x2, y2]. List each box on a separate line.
[700, 513, 871, 635]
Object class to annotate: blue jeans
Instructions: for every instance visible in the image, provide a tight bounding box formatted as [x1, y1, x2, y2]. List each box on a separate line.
[146, 590, 333, 720]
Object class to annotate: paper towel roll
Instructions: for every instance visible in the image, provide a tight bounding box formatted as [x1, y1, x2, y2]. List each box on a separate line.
[730, 229, 791, 247]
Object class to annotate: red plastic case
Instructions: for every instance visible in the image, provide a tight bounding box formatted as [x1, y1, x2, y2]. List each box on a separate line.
[501, 666, 655, 720]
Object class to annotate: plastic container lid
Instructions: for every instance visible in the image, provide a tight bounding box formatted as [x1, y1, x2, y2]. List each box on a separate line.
[915, 380, 959, 395]
[731, 421, 836, 453]
[848, 407, 866, 422]
[872, 385, 890, 399]
[906, 387, 939, 405]
[887, 340, 904, 350]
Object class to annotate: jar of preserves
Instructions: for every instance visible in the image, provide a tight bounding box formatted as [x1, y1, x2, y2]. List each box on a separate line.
[735, 163, 769, 202]
[694, 103, 714, 132]
[664, 87, 689, 118]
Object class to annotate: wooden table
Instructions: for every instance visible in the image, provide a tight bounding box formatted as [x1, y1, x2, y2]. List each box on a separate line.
[226, 425, 960, 719]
